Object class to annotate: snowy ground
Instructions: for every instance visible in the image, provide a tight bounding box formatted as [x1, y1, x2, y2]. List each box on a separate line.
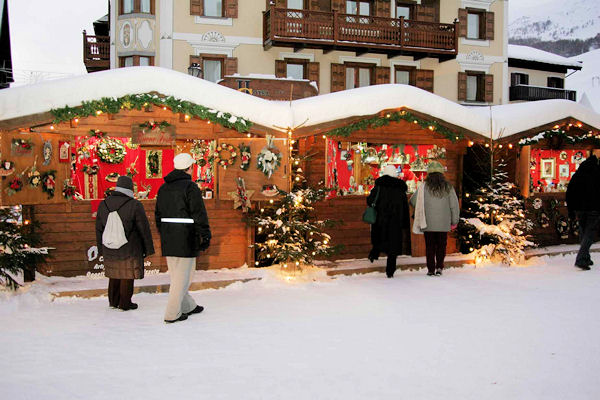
[2, 253, 600, 400]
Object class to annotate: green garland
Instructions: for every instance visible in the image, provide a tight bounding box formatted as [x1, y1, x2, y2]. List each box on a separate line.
[325, 110, 463, 142]
[50, 93, 252, 133]
[518, 129, 600, 147]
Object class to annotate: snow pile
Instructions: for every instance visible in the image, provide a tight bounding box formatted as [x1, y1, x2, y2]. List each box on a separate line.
[508, 45, 582, 69]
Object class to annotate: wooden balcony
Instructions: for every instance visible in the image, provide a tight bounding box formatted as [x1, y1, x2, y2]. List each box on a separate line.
[510, 85, 577, 102]
[263, 7, 458, 60]
[83, 31, 110, 73]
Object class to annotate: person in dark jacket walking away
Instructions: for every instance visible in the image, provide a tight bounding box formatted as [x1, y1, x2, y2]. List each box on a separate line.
[410, 161, 459, 276]
[96, 176, 154, 311]
[367, 165, 410, 278]
[155, 153, 211, 323]
[566, 154, 600, 270]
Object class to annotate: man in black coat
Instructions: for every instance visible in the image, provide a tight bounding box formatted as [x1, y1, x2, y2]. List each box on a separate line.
[367, 165, 410, 278]
[566, 154, 600, 270]
[155, 153, 211, 323]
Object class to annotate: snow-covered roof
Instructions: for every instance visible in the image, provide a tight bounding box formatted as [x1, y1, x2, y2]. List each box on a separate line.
[567, 49, 600, 113]
[508, 44, 583, 69]
[1, 67, 599, 141]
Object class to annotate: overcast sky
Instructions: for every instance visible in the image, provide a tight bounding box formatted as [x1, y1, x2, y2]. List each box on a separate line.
[6, 0, 557, 86]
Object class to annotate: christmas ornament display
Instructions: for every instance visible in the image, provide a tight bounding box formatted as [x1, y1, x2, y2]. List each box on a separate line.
[215, 143, 237, 168]
[28, 164, 41, 188]
[42, 140, 53, 165]
[239, 143, 251, 171]
[96, 138, 126, 164]
[82, 164, 100, 175]
[62, 179, 77, 200]
[41, 170, 57, 198]
[146, 150, 162, 178]
[11, 139, 33, 156]
[228, 177, 253, 213]
[257, 135, 281, 178]
[0, 160, 15, 176]
[5, 175, 23, 196]
[105, 172, 119, 182]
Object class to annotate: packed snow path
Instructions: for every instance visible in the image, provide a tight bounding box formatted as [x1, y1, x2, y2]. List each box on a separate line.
[2, 256, 599, 400]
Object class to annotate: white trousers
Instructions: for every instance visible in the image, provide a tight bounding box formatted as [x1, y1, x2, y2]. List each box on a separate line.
[164, 256, 198, 321]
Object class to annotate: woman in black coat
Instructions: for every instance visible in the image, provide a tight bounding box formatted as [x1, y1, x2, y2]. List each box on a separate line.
[96, 176, 154, 310]
[367, 165, 410, 278]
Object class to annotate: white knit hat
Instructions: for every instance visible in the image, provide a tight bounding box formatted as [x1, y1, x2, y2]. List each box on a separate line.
[382, 164, 398, 178]
[173, 153, 195, 170]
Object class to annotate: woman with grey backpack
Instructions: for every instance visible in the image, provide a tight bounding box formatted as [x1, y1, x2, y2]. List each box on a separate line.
[410, 161, 459, 276]
[96, 176, 154, 310]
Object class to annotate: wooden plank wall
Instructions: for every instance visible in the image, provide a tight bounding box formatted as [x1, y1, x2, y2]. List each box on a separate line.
[34, 199, 250, 277]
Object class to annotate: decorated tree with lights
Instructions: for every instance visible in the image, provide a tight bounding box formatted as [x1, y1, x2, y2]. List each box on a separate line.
[250, 138, 340, 268]
[0, 207, 49, 290]
[458, 157, 534, 265]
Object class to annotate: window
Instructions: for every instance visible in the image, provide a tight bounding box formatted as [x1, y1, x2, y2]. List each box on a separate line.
[467, 10, 484, 39]
[345, 64, 373, 89]
[346, 0, 371, 23]
[287, 0, 304, 9]
[286, 60, 306, 80]
[547, 77, 564, 89]
[204, 0, 223, 17]
[120, 0, 154, 15]
[511, 73, 529, 86]
[119, 56, 154, 67]
[394, 66, 415, 85]
[203, 58, 223, 82]
[466, 71, 484, 102]
[395, 2, 412, 19]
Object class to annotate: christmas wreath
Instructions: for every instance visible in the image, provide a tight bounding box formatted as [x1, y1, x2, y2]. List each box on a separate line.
[239, 143, 251, 171]
[82, 164, 100, 175]
[190, 140, 215, 166]
[96, 138, 126, 164]
[41, 170, 57, 199]
[62, 180, 77, 200]
[215, 143, 237, 168]
[257, 136, 281, 178]
[28, 166, 41, 187]
[5, 175, 23, 196]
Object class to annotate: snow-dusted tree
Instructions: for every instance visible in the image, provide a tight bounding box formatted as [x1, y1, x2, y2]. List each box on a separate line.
[458, 160, 534, 265]
[0, 207, 49, 290]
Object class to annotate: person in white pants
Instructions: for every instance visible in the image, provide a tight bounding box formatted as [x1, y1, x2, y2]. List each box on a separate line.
[155, 153, 211, 323]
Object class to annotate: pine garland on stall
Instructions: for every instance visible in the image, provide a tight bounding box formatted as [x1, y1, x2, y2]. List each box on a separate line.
[458, 160, 534, 265]
[0, 208, 49, 290]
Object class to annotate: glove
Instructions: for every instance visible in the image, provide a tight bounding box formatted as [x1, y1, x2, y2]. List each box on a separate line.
[198, 239, 210, 252]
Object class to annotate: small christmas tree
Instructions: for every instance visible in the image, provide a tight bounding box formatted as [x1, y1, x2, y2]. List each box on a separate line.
[0, 207, 49, 290]
[458, 160, 534, 265]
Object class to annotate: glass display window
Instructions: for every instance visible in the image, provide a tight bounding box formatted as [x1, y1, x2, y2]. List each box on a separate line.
[529, 148, 588, 193]
[325, 139, 447, 196]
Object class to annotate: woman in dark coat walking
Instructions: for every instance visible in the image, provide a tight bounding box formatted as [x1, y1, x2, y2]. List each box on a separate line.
[367, 165, 410, 278]
[96, 176, 155, 310]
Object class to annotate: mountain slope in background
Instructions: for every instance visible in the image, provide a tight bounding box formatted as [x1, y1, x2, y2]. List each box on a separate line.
[509, 0, 599, 41]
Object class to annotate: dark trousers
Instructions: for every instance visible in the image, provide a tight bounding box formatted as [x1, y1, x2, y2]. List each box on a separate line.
[424, 232, 448, 273]
[575, 211, 600, 267]
[386, 253, 397, 277]
[108, 278, 134, 309]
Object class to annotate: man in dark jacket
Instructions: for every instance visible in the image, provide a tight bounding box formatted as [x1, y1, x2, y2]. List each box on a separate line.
[367, 165, 410, 278]
[566, 154, 600, 270]
[96, 176, 154, 310]
[155, 153, 211, 323]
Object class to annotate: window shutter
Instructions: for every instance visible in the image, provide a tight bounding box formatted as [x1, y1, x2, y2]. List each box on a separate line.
[415, 5, 436, 22]
[275, 60, 287, 78]
[458, 72, 467, 101]
[331, 0, 345, 12]
[275, 0, 286, 8]
[225, 0, 238, 18]
[374, 0, 390, 17]
[309, 0, 320, 11]
[190, 0, 203, 16]
[224, 57, 238, 76]
[458, 8, 467, 38]
[415, 69, 434, 93]
[484, 74, 494, 103]
[485, 11, 494, 40]
[375, 66, 390, 85]
[308, 62, 320, 91]
[331, 63, 346, 92]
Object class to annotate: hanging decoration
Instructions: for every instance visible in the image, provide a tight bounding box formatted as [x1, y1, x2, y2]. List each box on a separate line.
[325, 110, 462, 142]
[11, 139, 33, 156]
[105, 172, 119, 183]
[239, 143, 251, 171]
[261, 184, 279, 197]
[555, 216, 569, 239]
[126, 156, 138, 178]
[58, 141, 70, 163]
[82, 164, 100, 175]
[28, 161, 41, 188]
[146, 150, 162, 179]
[257, 135, 282, 178]
[538, 211, 550, 228]
[137, 183, 152, 200]
[50, 93, 252, 133]
[41, 170, 57, 199]
[96, 137, 126, 164]
[228, 177, 254, 213]
[215, 143, 237, 168]
[89, 129, 107, 139]
[62, 179, 77, 200]
[139, 120, 171, 131]
[5, 174, 24, 196]
[190, 139, 215, 166]
[570, 217, 579, 236]
[0, 160, 15, 177]
[133, 120, 175, 146]
[42, 141, 53, 165]
[518, 128, 600, 147]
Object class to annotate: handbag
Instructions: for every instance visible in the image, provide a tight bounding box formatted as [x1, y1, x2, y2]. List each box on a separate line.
[362, 186, 380, 224]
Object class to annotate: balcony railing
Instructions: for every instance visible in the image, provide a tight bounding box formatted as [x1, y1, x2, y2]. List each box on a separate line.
[83, 31, 110, 73]
[263, 7, 457, 60]
[510, 85, 577, 102]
